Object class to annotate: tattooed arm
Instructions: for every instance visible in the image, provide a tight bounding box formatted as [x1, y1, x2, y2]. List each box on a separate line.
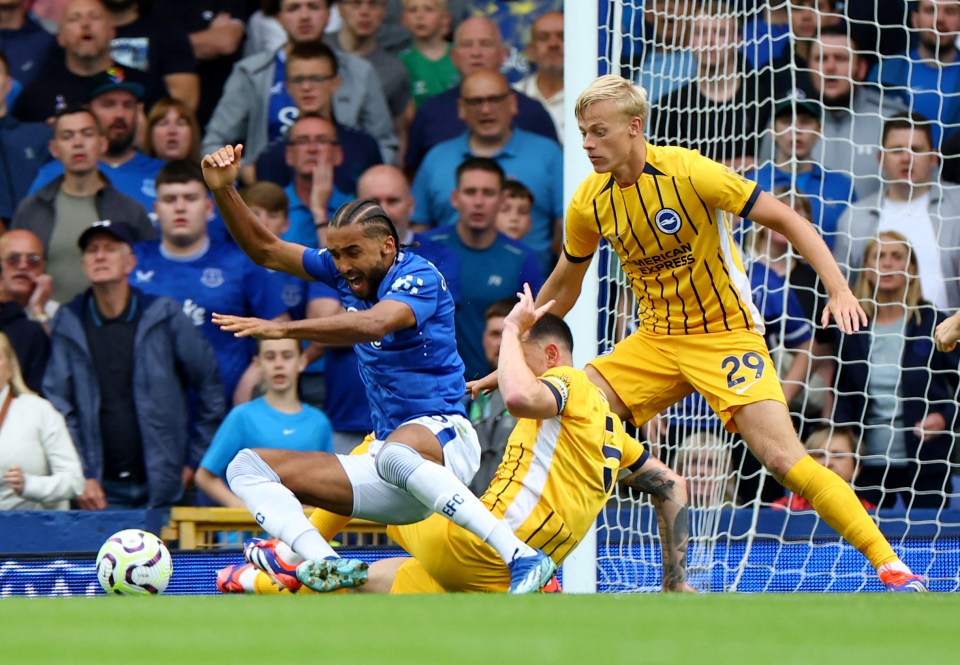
[620, 454, 695, 592]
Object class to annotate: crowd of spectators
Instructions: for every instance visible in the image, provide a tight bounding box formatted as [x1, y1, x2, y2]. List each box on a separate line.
[0, 0, 958, 516]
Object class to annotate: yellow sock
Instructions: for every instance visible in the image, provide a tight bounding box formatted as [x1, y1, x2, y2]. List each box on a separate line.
[309, 508, 352, 541]
[782, 456, 899, 570]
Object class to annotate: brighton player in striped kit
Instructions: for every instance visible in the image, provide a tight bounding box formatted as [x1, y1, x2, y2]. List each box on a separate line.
[531, 75, 926, 592]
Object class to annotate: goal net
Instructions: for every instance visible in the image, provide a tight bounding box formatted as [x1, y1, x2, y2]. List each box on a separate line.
[563, 0, 960, 592]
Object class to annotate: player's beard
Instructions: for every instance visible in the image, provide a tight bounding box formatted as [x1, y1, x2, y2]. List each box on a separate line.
[353, 260, 390, 299]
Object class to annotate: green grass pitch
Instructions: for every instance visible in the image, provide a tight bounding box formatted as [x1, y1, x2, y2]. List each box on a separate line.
[3, 593, 958, 664]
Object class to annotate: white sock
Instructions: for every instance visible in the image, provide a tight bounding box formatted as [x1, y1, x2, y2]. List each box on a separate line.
[226, 449, 337, 561]
[878, 560, 913, 575]
[405, 462, 536, 564]
[290, 531, 334, 561]
[376, 443, 536, 565]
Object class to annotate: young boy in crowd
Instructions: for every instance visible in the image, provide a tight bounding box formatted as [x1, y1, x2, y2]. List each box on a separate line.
[241, 182, 291, 238]
[495, 180, 534, 242]
[752, 99, 856, 250]
[399, 0, 460, 109]
[197, 337, 333, 509]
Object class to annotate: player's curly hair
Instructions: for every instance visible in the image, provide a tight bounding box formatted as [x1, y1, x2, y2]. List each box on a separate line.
[328, 198, 401, 248]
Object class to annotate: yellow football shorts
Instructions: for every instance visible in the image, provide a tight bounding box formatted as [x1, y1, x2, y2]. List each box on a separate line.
[588, 328, 786, 432]
[386, 514, 508, 593]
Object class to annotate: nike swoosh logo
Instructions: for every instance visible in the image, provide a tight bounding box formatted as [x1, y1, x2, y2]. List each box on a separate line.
[735, 378, 761, 395]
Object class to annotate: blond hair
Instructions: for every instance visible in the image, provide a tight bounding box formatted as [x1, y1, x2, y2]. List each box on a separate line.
[574, 74, 649, 123]
[852, 230, 923, 324]
[677, 430, 737, 507]
[0, 332, 34, 397]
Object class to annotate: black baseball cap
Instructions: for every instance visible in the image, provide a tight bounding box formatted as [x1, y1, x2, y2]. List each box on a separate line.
[78, 220, 136, 250]
[774, 96, 822, 123]
[86, 66, 145, 102]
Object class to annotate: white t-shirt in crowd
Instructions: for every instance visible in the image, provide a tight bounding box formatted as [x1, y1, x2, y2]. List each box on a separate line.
[879, 190, 948, 309]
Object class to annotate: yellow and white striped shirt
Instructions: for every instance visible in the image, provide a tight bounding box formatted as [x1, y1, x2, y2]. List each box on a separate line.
[481, 367, 646, 565]
[565, 142, 763, 336]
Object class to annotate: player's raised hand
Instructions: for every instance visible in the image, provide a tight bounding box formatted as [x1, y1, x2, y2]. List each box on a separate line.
[935, 311, 960, 353]
[213, 312, 285, 340]
[504, 283, 555, 335]
[201, 144, 244, 191]
[822, 288, 868, 334]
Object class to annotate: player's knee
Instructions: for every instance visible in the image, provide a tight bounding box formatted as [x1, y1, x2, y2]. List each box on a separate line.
[764, 446, 805, 480]
[375, 443, 425, 490]
[226, 448, 281, 489]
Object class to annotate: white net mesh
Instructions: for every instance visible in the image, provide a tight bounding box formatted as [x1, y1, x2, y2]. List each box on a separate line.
[581, 0, 960, 592]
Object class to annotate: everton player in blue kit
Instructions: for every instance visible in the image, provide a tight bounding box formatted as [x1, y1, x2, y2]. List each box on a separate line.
[202, 144, 557, 594]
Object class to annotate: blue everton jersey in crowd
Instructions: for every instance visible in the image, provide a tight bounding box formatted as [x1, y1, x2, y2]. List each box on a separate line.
[199, 397, 333, 477]
[131, 240, 289, 399]
[748, 260, 813, 349]
[301, 248, 465, 439]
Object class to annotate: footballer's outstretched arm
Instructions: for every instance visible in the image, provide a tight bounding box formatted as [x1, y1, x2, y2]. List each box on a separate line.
[749, 191, 867, 334]
[202, 144, 311, 280]
[534, 253, 590, 319]
[620, 455, 693, 592]
[213, 300, 417, 345]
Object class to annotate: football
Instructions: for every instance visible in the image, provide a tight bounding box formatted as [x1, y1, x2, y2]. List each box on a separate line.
[95, 529, 173, 595]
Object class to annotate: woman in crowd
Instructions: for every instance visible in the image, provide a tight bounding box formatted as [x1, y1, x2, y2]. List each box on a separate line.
[833, 231, 960, 510]
[144, 98, 202, 163]
[0, 332, 84, 510]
